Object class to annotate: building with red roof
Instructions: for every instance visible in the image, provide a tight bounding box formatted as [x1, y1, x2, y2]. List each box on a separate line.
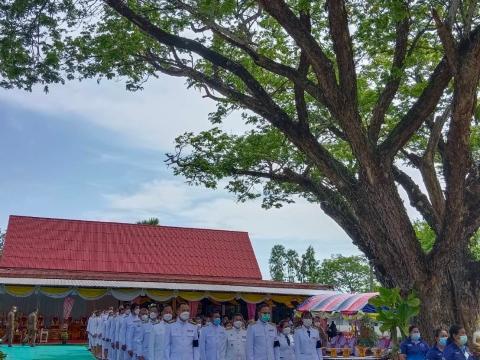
[0, 215, 332, 341]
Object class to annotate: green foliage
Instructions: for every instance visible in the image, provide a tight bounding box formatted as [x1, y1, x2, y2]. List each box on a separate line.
[0, 350, 6, 359]
[369, 287, 421, 347]
[0, 228, 5, 256]
[136, 218, 160, 226]
[318, 255, 375, 293]
[269, 245, 286, 281]
[298, 246, 320, 283]
[269, 245, 376, 290]
[414, 220, 480, 259]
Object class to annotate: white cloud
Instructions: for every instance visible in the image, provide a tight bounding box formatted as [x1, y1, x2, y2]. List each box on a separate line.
[0, 77, 243, 151]
[83, 178, 359, 278]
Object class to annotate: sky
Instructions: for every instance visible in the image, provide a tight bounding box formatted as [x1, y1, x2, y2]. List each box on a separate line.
[0, 76, 364, 278]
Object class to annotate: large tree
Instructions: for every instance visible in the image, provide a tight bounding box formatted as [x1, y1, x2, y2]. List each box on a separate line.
[269, 244, 286, 281]
[2, 0, 480, 333]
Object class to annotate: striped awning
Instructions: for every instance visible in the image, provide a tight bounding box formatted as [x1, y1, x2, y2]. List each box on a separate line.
[297, 292, 379, 314]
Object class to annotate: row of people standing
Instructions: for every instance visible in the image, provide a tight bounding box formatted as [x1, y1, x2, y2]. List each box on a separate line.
[401, 325, 480, 360]
[86, 302, 324, 360]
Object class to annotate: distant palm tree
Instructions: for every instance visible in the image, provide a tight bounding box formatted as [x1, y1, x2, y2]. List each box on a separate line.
[136, 218, 160, 226]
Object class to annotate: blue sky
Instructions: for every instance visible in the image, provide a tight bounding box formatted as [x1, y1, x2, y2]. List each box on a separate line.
[0, 77, 362, 277]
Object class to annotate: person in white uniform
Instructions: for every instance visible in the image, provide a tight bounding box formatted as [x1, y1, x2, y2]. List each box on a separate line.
[126, 304, 141, 359]
[246, 303, 277, 360]
[117, 305, 131, 360]
[133, 308, 149, 359]
[94, 310, 104, 359]
[163, 303, 200, 360]
[200, 310, 227, 360]
[294, 312, 322, 360]
[275, 320, 295, 360]
[137, 306, 155, 360]
[225, 313, 247, 360]
[149, 305, 173, 360]
[108, 307, 122, 360]
[87, 312, 96, 352]
[103, 307, 114, 360]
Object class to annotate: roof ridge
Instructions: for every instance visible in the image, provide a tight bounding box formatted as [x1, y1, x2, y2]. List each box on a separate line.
[8, 215, 248, 234]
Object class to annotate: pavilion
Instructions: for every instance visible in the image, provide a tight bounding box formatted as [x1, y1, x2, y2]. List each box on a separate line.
[0, 215, 332, 341]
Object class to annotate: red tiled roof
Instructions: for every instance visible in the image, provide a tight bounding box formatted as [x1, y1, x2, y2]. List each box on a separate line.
[0, 216, 262, 281]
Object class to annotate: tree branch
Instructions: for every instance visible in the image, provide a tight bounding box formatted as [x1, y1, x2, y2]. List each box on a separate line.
[432, 8, 459, 75]
[392, 166, 441, 233]
[369, 7, 409, 142]
[326, 0, 357, 107]
[380, 58, 451, 161]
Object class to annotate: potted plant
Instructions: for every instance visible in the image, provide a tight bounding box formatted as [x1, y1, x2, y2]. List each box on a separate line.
[60, 330, 69, 345]
[369, 287, 420, 359]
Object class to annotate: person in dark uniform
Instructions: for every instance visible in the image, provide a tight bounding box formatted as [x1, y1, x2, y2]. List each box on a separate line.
[427, 329, 448, 360]
[444, 325, 478, 360]
[400, 325, 430, 360]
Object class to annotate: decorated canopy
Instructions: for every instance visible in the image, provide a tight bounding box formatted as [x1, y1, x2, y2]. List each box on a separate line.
[297, 292, 379, 314]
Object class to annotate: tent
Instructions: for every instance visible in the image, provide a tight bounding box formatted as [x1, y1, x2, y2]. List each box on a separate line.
[297, 292, 379, 314]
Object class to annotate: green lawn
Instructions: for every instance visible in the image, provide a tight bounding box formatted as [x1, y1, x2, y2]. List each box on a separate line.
[1, 344, 94, 360]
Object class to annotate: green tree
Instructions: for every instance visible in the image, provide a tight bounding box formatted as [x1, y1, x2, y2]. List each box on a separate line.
[0, 228, 5, 257]
[285, 249, 299, 283]
[269, 245, 286, 281]
[136, 218, 160, 226]
[318, 255, 373, 293]
[3, 0, 480, 333]
[298, 246, 319, 283]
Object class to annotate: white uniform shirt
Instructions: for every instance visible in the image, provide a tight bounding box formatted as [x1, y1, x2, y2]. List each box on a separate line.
[163, 319, 200, 360]
[246, 321, 277, 360]
[126, 314, 140, 352]
[294, 326, 322, 360]
[275, 333, 295, 360]
[225, 328, 247, 360]
[200, 324, 227, 360]
[117, 313, 129, 347]
[132, 318, 144, 356]
[149, 320, 168, 360]
[140, 321, 153, 359]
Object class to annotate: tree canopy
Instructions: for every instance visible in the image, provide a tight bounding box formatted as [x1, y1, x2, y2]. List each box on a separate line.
[136, 217, 160, 225]
[3, 0, 480, 332]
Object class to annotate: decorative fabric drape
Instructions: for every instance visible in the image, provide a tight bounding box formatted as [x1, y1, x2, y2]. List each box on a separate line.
[247, 303, 256, 320]
[189, 301, 200, 317]
[63, 297, 75, 320]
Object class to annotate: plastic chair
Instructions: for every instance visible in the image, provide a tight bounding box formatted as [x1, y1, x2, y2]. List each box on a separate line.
[40, 328, 48, 343]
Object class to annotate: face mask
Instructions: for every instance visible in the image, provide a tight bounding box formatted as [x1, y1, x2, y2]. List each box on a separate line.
[283, 327, 291, 335]
[233, 321, 243, 329]
[180, 312, 190, 321]
[411, 333, 421, 341]
[150, 313, 158, 320]
[314, 321, 321, 328]
[459, 335, 468, 346]
[125, 309, 131, 315]
[141, 314, 148, 321]
[439, 337, 448, 347]
[197, 323, 202, 329]
[303, 319, 313, 327]
[134, 308, 140, 316]
[213, 318, 221, 326]
[261, 313, 271, 323]
[163, 314, 172, 322]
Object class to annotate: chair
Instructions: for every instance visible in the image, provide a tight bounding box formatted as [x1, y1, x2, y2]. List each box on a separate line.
[40, 328, 48, 343]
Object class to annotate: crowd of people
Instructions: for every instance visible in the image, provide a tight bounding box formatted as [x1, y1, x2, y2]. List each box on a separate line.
[86, 302, 480, 360]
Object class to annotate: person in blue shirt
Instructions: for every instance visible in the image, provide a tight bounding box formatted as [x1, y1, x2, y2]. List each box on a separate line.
[444, 325, 478, 360]
[400, 325, 430, 360]
[427, 329, 448, 360]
